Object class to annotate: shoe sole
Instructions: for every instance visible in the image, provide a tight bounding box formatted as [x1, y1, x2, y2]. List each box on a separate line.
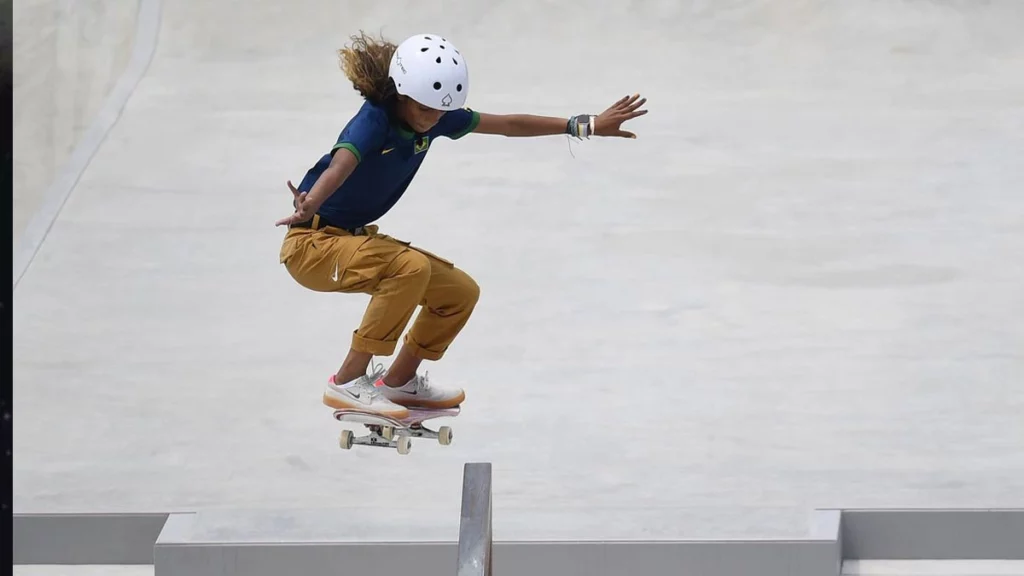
[322, 391, 410, 419]
[386, 390, 466, 410]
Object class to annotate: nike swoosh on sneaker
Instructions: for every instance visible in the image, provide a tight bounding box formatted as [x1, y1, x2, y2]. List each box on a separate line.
[336, 387, 368, 403]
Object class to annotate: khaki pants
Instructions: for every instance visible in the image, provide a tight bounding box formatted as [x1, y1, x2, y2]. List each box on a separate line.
[279, 219, 480, 361]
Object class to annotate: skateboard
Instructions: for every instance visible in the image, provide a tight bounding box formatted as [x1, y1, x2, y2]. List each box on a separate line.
[332, 406, 460, 455]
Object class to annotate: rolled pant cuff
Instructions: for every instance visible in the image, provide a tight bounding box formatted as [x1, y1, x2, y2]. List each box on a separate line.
[351, 331, 399, 357]
[402, 334, 447, 361]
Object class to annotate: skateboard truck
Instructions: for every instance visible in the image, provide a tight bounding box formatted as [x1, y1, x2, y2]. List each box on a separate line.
[333, 407, 459, 455]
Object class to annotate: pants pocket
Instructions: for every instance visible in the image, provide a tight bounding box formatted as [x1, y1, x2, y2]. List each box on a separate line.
[279, 229, 306, 264]
[410, 245, 455, 268]
[281, 229, 372, 292]
[377, 234, 455, 268]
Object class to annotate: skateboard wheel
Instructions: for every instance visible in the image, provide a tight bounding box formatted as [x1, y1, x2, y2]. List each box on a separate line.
[381, 426, 395, 441]
[438, 426, 453, 446]
[339, 430, 354, 450]
[397, 436, 412, 455]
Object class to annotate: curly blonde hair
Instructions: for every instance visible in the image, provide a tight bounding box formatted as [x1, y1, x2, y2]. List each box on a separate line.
[338, 31, 398, 104]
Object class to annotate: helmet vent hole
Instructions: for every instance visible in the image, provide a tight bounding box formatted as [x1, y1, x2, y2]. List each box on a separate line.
[453, 58, 458, 65]
[436, 56, 442, 63]
[433, 81, 442, 90]
[420, 47, 429, 52]
[456, 84, 463, 92]
[424, 36, 432, 40]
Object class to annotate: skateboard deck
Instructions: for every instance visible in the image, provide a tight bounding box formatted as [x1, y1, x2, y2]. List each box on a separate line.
[332, 406, 460, 455]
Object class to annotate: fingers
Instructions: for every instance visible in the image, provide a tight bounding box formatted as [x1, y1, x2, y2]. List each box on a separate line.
[625, 97, 647, 112]
[615, 93, 643, 110]
[615, 97, 646, 117]
[608, 94, 648, 124]
[288, 180, 309, 210]
[278, 181, 312, 226]
[599, 95, 648, 138]
[605, 93, 637, 113]
[275, 210, 306, 227]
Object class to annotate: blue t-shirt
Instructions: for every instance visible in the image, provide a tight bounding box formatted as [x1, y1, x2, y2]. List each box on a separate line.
[296, 100, 480, 229]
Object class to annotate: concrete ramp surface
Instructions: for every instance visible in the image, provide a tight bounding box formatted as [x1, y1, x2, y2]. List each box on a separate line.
[11, 0, 1024, 561]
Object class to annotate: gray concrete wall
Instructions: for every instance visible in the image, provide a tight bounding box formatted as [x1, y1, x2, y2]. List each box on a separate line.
[14, 509, 1024, 575]
[14, 513, 168, 565]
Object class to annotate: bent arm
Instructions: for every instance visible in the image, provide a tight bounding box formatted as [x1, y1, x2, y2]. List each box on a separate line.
[300, 148, 359, 212]
[472, 112, 567, 137]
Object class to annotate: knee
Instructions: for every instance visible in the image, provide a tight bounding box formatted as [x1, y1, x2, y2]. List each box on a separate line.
[453, 270, 481, 310]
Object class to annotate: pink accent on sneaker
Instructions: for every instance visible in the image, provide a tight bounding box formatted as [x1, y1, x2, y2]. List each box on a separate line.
[373, 378, 386, 387]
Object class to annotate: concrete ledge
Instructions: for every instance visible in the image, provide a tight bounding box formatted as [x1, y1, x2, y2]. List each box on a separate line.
[13, 513, 169, 565]
[146, 508, 841, 576]
[842, 509, 1024, 560]
[154, 539, 836, 576]
[152, 510, 458, 576]
[14, 508, 1024, 572]
[843, 559, 1024, 575]
[494, 539, 838, 576]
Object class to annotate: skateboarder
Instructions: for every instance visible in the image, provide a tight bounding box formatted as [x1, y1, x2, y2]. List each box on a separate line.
[277, 32, 647, 419]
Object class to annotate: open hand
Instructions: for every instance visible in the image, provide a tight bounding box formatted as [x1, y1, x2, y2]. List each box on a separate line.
[595, 93, 648, 139]
[275, 180, 313, 227]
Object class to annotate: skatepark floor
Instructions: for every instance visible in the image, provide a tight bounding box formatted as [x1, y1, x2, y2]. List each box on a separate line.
[12, 0, 1024, 542]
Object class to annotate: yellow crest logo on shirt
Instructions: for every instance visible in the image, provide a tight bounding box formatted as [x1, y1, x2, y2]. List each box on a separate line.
[414, 136, 430, 154]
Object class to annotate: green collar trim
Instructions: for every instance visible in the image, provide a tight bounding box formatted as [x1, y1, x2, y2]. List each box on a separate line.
[392, 120, 416, 140]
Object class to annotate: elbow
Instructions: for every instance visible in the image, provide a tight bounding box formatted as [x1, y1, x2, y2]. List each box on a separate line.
[324, 164, 348, 185]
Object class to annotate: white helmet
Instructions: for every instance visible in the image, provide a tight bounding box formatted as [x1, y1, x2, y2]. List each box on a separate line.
[389, 33, 468, 110]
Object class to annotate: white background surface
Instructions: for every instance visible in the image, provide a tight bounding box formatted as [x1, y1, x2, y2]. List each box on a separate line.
[12, 0, 1024, 538]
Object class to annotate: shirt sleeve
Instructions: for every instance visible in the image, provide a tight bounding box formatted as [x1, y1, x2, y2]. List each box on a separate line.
[332, 106, 389, 162]
[432, 107, 481, 140]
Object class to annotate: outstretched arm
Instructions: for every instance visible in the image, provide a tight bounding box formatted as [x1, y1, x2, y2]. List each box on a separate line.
[473, 93, 648, 139]
[474, 113, 567, 137]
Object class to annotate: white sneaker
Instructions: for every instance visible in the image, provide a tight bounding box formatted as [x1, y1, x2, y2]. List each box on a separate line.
[322, 367, 410, 419]
[378, 371, 465, 409]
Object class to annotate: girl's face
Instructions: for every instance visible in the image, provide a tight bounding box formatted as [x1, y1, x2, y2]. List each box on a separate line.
[397, 96, 444, 133]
